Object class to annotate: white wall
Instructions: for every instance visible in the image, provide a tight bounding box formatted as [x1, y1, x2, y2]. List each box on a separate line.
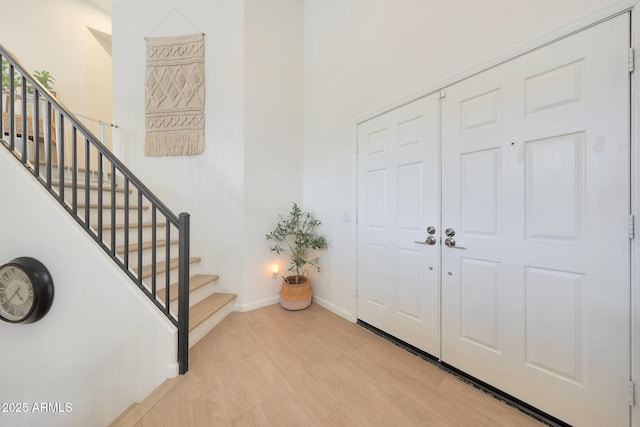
[302, 0, 629, 319]
[112, 0, 303, 309]
[113, 0, 630, 317]
[0, 147, 176, 427]
[112, 0, 246, 301]
[0, 0, 112, 125]
[243, 0, 304, 309]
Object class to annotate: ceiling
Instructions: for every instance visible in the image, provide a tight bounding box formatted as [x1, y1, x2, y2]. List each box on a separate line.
[85, 0, 111, 14]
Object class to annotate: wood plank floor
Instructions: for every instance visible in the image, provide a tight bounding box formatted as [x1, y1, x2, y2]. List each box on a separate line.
[134, 303, 542, 426]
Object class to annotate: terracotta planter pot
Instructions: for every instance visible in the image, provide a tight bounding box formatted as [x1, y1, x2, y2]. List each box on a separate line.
[279, 275, 312, 310]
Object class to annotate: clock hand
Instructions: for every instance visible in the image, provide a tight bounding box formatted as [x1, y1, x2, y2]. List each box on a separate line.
[13, 291, 24, 303]
[6, 288, 25, 304]
[7, 288, 19, 303]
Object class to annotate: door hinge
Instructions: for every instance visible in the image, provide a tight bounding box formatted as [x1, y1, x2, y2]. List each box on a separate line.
[629, 215, 635, 239]
[629, 48, 635, 73]
[629, 380, 636, 407]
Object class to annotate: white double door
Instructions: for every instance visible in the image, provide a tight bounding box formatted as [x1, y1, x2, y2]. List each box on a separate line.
[357, 14, 630, 426]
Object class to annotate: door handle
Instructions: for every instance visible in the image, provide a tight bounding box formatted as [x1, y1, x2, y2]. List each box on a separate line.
[444, 237, 466, 250]
[415, 236, 437, 245]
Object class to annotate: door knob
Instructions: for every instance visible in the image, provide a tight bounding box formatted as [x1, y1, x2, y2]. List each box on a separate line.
[445, 228, 455, 237]
[415, 236, 437, 245]
[444, 237, 466, 250]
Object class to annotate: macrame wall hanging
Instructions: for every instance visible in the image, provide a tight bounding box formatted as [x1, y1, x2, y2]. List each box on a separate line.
[144, 10, 205, 156]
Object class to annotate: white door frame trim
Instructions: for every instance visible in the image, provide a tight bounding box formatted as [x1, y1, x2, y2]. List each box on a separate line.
[631, 3, 640, 427]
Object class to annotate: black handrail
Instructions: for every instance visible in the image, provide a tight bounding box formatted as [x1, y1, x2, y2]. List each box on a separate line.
[0, 44, 190, 374]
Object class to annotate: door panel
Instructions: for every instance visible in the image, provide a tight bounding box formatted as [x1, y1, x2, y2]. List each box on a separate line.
[459, 258, 501, 353]
[357, 94, 440, 356]
[460, 148, 502, 237]
[525, 132, 585, 241]
[524, 266, 585, 384]
[441, 14, 630, 426]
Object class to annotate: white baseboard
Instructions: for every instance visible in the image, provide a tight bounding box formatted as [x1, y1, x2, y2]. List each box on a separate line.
[232, 294, 356, 323]
[312, 296, 357, 323]
[233, 296, 280, 312]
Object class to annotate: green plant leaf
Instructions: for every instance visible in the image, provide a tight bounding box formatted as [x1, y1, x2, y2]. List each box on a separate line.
[266, 203, 328, 278]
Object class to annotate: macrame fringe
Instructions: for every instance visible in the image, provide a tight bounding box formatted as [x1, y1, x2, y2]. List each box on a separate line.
[144, 132, 205, 157]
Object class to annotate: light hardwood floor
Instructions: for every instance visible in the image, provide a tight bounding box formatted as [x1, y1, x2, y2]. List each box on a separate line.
[134, 303, 542, 426]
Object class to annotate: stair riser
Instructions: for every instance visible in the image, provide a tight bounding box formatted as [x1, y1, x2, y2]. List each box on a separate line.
[119, 243, 180, 266]
[139, 268, 199, 292]
[47, 171, 141, 207]
[169, 281, 217, 312]
[189, 299, 235, 349]
[141, 278, 175, 304]
[74, 207, 149, 224]
[40, 166, 108, 185]
[57, 188, 132, 208]
[119, 269, 183, 296]
[27, 176, 134, 210]
[95, 226, 169, 247]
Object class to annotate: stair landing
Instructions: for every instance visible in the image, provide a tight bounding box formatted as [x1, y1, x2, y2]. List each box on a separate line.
[107, 377, 181, 427]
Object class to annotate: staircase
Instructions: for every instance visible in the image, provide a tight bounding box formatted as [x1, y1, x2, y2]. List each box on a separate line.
[0, 45, 236, 375]
[50, 170, 237, 350]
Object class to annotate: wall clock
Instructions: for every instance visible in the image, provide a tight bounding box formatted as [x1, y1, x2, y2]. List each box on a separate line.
[0, 257, 54, 323]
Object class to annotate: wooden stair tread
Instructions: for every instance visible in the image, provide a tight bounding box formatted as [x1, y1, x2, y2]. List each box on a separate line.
[101, 222, 166, 231]
[190, 293, 237, 332]
[77, 202, 149, 210]
[115, 239, 179, 254]
[156, 274, 219, 303]
[107, 403, 137, 427]
[107, 377, 182, 427]
[40, 160, 113, 176]
[53, 180, 130, 193]
[186, 273, 220, 291]
[135, 256, 201, 279]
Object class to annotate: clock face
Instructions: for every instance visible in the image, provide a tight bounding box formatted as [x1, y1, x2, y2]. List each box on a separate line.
[0, 265, 35, 322]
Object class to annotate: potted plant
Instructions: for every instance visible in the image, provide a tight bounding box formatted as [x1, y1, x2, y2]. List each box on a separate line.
[266, 202, 328, 310]
[1, 59, 21, 91]
[1, 62, 56, 125]
[32, 70, 55, 94]
[1, 60, 55, 93]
